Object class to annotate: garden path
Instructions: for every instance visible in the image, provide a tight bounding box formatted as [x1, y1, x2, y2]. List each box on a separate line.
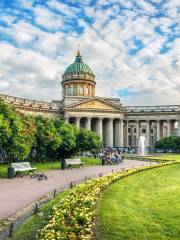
[0, 160, 151, 220]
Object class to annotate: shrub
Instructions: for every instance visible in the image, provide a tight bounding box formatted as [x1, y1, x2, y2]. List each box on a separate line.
[155, 136, 180, 152]
[40, 162, 177, 240]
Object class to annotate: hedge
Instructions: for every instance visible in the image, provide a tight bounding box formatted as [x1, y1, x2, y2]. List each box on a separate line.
[39, 161, 179, 240]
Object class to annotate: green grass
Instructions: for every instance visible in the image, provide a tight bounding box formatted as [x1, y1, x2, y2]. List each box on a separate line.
[6, 191, 68, 240]
[81, 157, 101, 165]
[141, 154, 180, 161]
[96, 164, 180, 240]
[127, 153, 180, 162]
[0, 157, 101, 178]
[0, 164, 8, 178]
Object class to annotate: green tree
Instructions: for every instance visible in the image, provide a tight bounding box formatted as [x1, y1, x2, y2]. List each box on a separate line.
[54, 120, 77, 158]
[33, 116, 62, 162]
[76, 128, 103, 153]
[0, 100, 36, 163]
[155, 136, 180, 152]
[87, 130, 103, 153]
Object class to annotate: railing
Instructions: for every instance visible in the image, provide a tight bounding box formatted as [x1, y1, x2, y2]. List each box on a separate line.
[0, 94, 60, 110]
[0, 167, 131, 240]
[125, 105, 180, 113]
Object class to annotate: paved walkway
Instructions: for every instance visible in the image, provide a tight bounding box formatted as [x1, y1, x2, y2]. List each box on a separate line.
[0, 160, 150, 220]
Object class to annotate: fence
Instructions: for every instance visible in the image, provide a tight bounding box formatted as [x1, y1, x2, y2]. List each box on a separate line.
[0, 168, 123, 239]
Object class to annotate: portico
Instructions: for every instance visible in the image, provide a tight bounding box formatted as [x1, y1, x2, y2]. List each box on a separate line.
[66, 115, 124, 147]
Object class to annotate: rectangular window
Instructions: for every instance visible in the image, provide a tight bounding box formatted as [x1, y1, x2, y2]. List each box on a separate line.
[128, 128, 131, 133]
[134, 128, 136, 133]
[142, 128, 146, 133]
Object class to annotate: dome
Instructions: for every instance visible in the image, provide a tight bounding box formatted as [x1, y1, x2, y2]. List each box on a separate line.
[62, 51, 95, 78]
[61, 50, 96, 98]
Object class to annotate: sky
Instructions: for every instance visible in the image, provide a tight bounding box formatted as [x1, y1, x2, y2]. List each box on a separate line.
[0, 0, 179, 105]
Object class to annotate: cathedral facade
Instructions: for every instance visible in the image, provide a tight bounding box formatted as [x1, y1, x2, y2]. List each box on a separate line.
[1, 51, 180, 148]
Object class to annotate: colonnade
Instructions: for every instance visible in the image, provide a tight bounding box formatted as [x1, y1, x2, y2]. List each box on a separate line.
[65, 116, 124, 147]
[125, 119, 180, 147]
[65, 116, 180, 147]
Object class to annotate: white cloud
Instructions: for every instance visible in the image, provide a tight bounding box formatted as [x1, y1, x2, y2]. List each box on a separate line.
[47, 0, 79, 16]
[34, 6, 62, 30]
[0, 41, 62, 100]
[0, 0, 179, 105]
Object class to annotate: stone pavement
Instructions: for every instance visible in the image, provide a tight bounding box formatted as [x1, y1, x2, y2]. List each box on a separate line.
[0, 160, 151, 220]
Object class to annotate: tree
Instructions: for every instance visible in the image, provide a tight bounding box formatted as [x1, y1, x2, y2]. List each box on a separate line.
[155, 136, 180, 152]
[54, 120, 77, 158]
[33, 116, 62, 161]
[76, 128, 103, 153]
[87, 130, 103, 153]
[0, 100, 36, 163]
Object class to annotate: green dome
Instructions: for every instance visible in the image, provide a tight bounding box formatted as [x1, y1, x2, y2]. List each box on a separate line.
[63, 53, 94, 77]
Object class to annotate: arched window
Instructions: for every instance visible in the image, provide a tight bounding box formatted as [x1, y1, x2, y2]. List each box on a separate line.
[80, 85, 83, 95]
[74, 85, 78, 95]
[68, 85, 72, 95]
[85, 86, 89, 95]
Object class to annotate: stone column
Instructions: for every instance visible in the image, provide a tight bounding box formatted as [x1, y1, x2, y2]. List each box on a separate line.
[115, 120, 120, 147]
[167, 120, 171, 137]
[97, 117, 103, 140]
[162, 121, 166, 138]
[171, 121, 175, 136]
[75, 117, 80, 129]
[146, 120, 150, 147]
[86, 117, 91, 130]
[108, 118, 113, 147]
[156, 120, 160, 141]
[120, 119, 124, 147]
[136, 120, 139, 147]
[177, 120, 180, 136]
[126, 120, 129, 147]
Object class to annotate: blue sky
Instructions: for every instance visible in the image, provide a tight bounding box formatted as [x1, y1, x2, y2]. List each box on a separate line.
[0, 0, 179, 105]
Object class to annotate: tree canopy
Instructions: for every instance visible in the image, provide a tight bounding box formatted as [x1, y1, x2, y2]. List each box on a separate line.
[0, 100, 103, 163]
[155, 136, 180, 152]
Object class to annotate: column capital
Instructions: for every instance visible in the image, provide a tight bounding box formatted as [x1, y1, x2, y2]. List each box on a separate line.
[98, 117, 103, 121]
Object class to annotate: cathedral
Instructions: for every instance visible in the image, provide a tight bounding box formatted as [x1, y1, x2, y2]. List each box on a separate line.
[1, 50, 180, 148]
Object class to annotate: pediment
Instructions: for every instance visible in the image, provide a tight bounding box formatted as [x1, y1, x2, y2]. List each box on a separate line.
[64, 97, 124, 112]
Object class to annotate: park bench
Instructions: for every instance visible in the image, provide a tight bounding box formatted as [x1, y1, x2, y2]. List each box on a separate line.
[65, 158, 84, 169]
[11, 162, 37, 177]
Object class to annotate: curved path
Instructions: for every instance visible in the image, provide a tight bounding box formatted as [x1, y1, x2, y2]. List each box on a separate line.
[0, 160, 151, 220]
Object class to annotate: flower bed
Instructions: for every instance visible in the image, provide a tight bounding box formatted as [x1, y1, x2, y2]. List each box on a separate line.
[40, 162, 178, 240]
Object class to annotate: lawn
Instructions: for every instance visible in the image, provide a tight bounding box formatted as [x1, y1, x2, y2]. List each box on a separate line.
[0, 157, 101, 178]
[141, 153, 180, 161]
[127, 153, 180, 162]
[96, 164, 180, 240]
[6, 191, 68, 240]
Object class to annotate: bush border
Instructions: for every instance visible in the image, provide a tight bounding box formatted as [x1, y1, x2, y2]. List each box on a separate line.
[40, 161, 179, 240]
